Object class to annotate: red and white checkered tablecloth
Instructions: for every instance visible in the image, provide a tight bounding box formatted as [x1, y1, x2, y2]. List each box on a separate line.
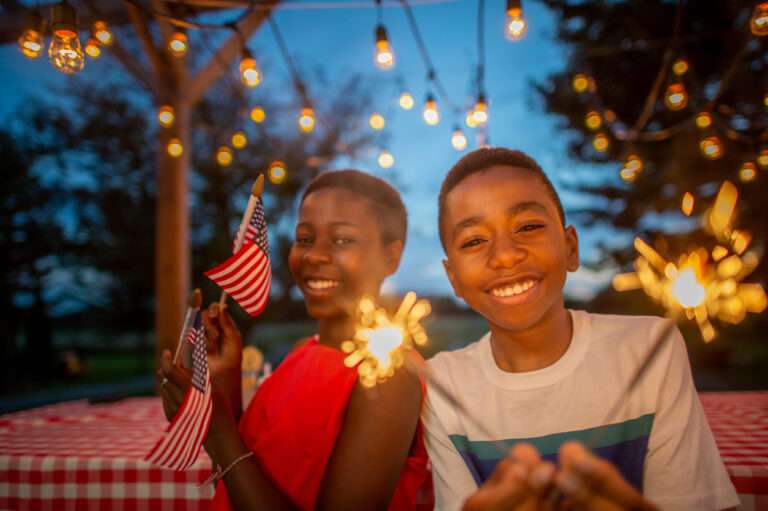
[0, 397, 213, 511]
[701, 391, 768, 511]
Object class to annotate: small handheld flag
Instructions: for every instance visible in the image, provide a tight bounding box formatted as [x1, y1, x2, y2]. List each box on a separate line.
[205, 175, 272, 317]
[146, 311, 213, 471]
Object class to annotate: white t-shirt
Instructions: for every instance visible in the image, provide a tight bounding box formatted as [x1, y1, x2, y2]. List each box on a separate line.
[422, 310, 739, 511]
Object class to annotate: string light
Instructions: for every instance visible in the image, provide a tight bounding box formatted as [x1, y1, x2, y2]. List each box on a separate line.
[620, 153, 643, 181]
[756, 148, 768, 169]
[167, 138, 183, 158]
[739, 161, 757, 182]
[664, 82, 688, 111]
[700, 136, 723, 160]
[18, 11, 44, 59]
[85, 38, 101, 58]
[268, 160, 287, 184]
[423, 94, 439, 125]
[592, 132, 610, 152]
[216, 146, 233, 167]
[505, 0, 527, 41]
[378, 150, 394, 169]
[157, 105, 175, 128]
[399, 92, 414, 110]
[48, 1, 85, 74]
[465, 110, 478, 128]
[751, 2, 768, 36]
[672, 58, 689, 76]
[369, 112, 385, 130]
[681, 192, 695, 216]
[92, 21, 113, 46]
[572, 74, 590, 94]
[168, 29, 188, 58]
[250, 106, 266, 124]
[231, 131, 247, 149]
[470, 93, 489, 126]
[620, 167, 638, 183]
[585, 110, 602, 131]
[374, 25, 395, 70]
[298, 106, 316, 133]
[451, 126, 468, 151]
[239, 49, 261, 88]
[695, 112, 712, 129]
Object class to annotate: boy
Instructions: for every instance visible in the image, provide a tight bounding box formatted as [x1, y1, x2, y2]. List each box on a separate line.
[423, 148, 738, 510]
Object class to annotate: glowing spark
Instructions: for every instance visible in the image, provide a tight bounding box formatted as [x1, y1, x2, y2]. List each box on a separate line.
[342, 292, 431, 388]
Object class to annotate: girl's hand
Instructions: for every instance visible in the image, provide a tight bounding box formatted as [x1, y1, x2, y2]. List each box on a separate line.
[202, 303, 244, 419]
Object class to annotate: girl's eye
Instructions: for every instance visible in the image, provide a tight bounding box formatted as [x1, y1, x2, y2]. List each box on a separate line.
[295, 235, 313, 245]
[518, 224, 545, 233]
[460, 238, 486, 249]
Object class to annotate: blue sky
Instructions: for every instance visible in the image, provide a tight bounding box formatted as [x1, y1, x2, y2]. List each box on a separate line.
[1, 0, 620, 300]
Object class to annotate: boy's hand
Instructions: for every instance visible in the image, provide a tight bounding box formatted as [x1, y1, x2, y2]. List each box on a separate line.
[555, 441, 658, 511]
[463, 443, 557, 511]
[201, 303, 243, 418]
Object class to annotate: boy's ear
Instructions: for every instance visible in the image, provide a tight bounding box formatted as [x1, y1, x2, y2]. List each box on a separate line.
[382, 239, 404, 277]
[564, 225, 580, 272]
[442, 258, 463, 299]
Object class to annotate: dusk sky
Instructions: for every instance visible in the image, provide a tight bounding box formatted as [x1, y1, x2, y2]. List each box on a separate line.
[1, 0, 623, 301]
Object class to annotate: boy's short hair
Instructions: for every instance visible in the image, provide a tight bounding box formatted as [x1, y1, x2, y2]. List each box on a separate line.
[438, 147, 566, 250]
[301, 169, 407, 245]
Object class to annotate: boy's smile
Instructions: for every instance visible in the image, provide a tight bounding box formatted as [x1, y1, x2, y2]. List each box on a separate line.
[441, 165, 579, 334]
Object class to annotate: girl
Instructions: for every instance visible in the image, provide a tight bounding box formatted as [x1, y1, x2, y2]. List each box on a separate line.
[160, 170, 432, 510]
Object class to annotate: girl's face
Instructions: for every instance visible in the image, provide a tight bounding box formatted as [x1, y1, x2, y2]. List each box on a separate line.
[289, 187, 402, 321]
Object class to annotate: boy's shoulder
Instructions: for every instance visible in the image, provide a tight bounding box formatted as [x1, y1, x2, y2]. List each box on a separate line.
[426, 333, 489, 373]
[576, 310, 669, 346]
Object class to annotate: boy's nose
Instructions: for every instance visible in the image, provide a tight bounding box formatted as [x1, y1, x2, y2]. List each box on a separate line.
[487, 236, 526, 269]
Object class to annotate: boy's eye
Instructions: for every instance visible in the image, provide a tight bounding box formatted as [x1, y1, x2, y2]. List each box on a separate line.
[518, 223, 545, 233]
[460, 237, 486, 249]
[334, 237, 355, 245]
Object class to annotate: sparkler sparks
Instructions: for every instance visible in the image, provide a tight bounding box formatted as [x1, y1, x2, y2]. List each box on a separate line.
[342, 292, 431, 388]
[613, 181, 766, 342]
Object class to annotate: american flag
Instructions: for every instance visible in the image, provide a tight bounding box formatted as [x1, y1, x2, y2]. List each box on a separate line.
[145, 311, 212, 471]
[206, 197, 272, 317]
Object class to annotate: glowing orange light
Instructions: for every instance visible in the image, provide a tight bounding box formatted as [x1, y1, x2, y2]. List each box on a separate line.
[250, 106, 266, 124]
[399, 92, 414, 110]
[93, 21, 113, 46]
[231, 131, 247, 150]
[572, 74, 589, 93]
[585, 111, 602, 131]
[423, 95, 439, 126]
[369, 112, 385, 130]
[592, 132, 609, 153]
[216, 146, 233, 167]
[672, 58, 689, 76]
[700, 136, 723, 160]
[268, 161, 287, 184]
[298, 107, 316, 133]
[751, 2, 768, 36]
[451, 128, 468, 151]
[695, 112, 712, 129]
[374, 25, 395, 70]
[240, 51, 261, 88]
[85, 38, 101, 58]
[739, 162, 757, 183]
[157, 105, 175, 128]
[664, 83, 688, 111]
[378, 150, 395, 169]
[681, 192, 695, 216]
[167, 138, 183, 157]
[168, 31, 188, 57]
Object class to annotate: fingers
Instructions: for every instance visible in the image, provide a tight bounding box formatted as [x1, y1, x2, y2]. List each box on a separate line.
[463, 455, 530, 511]
[214, 304, 243, 360]
[202, 305, 222, 355]
[556, 442, 657, 511]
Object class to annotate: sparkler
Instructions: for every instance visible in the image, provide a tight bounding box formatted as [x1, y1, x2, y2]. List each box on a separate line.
[343, 292, 431, 388]
[613, 181, 766, 341]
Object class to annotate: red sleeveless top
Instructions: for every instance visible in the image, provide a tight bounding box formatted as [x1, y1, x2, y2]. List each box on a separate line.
[210, 337, 433, 510]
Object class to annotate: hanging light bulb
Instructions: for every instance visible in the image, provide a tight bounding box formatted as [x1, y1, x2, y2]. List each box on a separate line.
[672, 58, 689, 76]
[592, 132, 609, 153]
[471, 94, 489, 126]
[505, 0, 527, 41]
[85, 38, 101, 58]
[216, 146, 234, 167]
[268, 160, 287, 184]
[739, 162, 757, 182]
[681, 192, 695, 216]
[240, 49, 261, 88]
[695, 112, 712, 129]
[585, 111, 602, 131]
[572, 74, 589, 94]
[167, 138, 183, 158]
[168, 29, 188, 58]
[399, 92, 414, 110]
[378, 150, 395, 169]
[451, 126, 468, 151]
[758, 149, 768, 169]
[751, 2, 768, 36]
[298, 106, 316, 133]
[664, 82, 688, 111]
[369, 112, 385, 130]
[18, 11, 45, 59]
[250, 106, 266, 124]
[423, 94, 440, 125]
[48, 1, 85, 74]
[231, 131, 247, 150]
[620, 167, 638, 183]
[700, 136, 723, 160]
[624, 153, 643, 173]
[157, 105, 175, 128]
[374, 25, 395, 70]
[92, 20, 113, 46]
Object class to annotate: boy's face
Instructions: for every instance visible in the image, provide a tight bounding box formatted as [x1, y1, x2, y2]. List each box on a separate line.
[289, 187, 402, 321]
[441, 165, 579, 333]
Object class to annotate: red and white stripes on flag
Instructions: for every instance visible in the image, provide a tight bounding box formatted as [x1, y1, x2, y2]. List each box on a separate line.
[206, 197, 272, 317]
[145, 311, 212, 471]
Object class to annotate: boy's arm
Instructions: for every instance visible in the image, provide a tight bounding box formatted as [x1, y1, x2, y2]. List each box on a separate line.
[642, 320, 739, 511]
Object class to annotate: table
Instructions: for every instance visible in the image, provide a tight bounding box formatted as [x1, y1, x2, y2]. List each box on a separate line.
[0, 397, 213, 511]
[0, 392, 766, 510]
[700, 392, 768, 511]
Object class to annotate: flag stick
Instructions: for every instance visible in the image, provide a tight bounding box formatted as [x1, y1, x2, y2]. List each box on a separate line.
[173, 288, 202, 365]
[219, 175, 265, 306]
